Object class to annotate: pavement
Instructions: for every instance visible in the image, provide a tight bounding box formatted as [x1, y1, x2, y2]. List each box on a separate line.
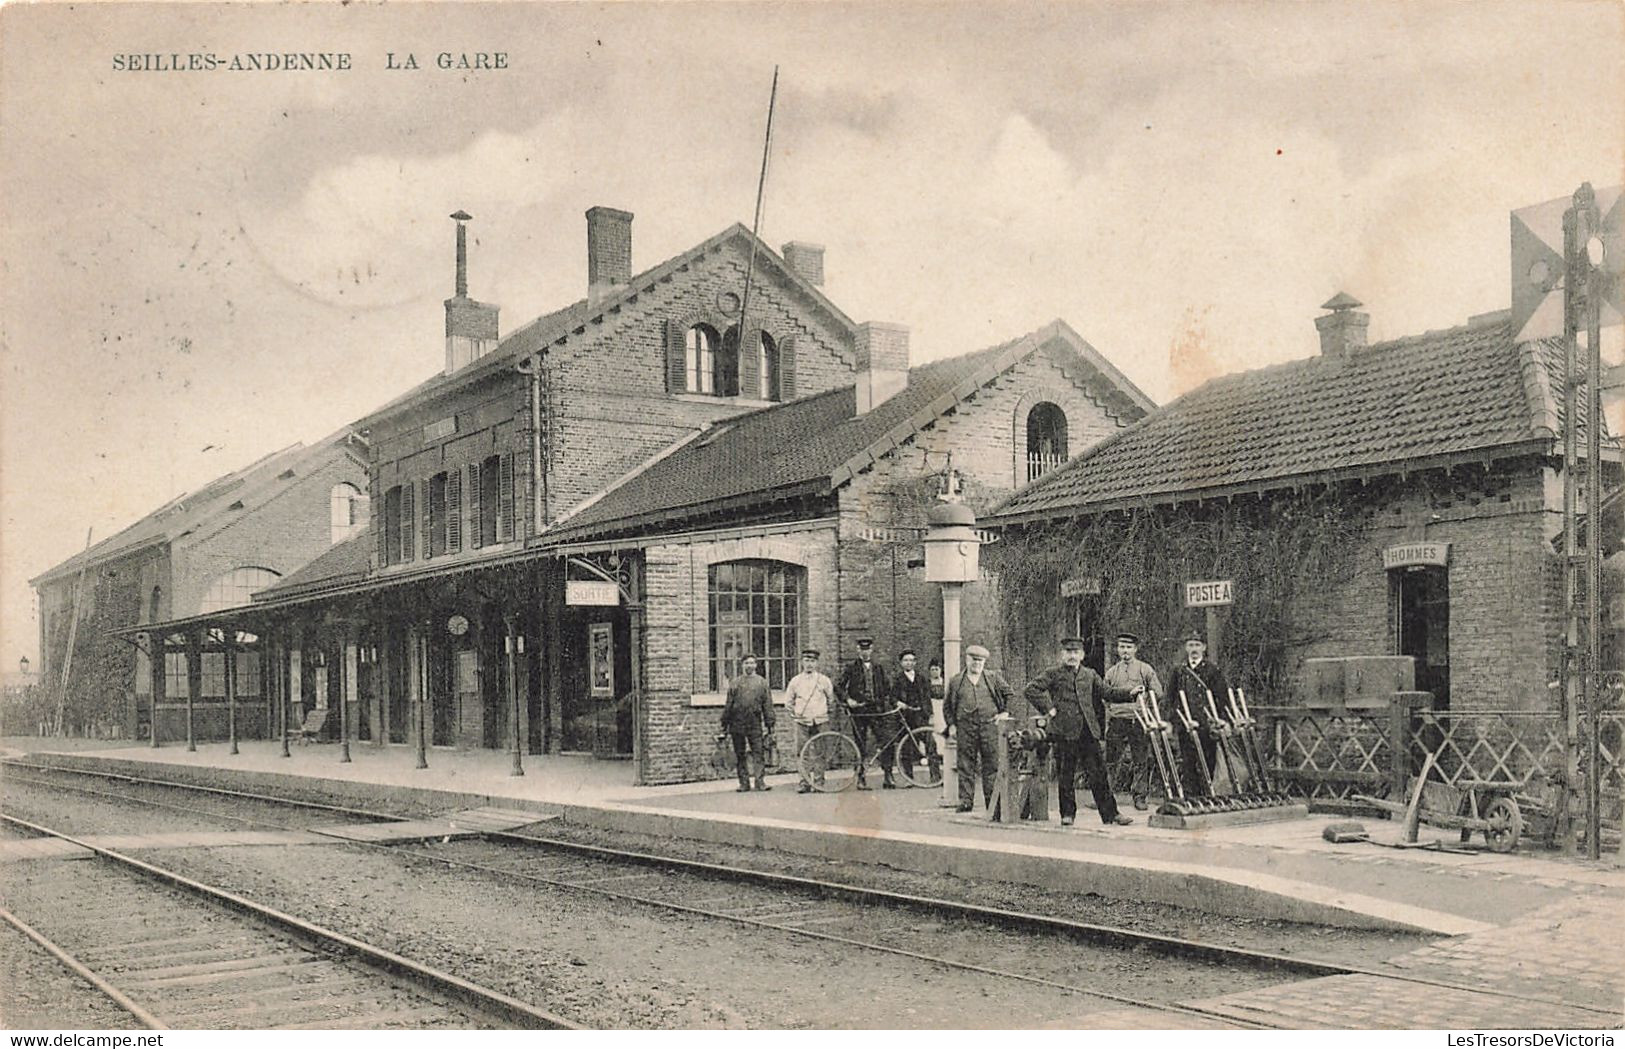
[4, 736, 1622, 1029]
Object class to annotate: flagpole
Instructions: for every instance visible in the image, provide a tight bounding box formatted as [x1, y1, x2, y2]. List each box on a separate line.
[737, 65, 779, 398]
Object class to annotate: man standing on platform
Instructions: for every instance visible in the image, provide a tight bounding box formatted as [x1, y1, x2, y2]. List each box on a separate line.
[1166, 630, 1232, 797]
[837, 638, 895, 789]
[785, 649, 834, 793]
[1103, 631, 1162, 811]
[1026, 637, 1141, 827]
[893, 649, 939, 785]
[722, 654, 775, 792]
[943, 644, 1014, 812]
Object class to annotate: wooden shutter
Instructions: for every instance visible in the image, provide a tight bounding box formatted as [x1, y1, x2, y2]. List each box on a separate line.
[664, 318, 687, 393]
[420, 478, 433, 558]
[399, 483, 415, 562]
[375, 485, 389, 567]
[779, 335, 797, 401]
[497, 453, 515, 543]
[446, 470, 462, 554]
[513, 446, 532, 539]
[467, 463, 483, 549]
[738, 328, 761, 400]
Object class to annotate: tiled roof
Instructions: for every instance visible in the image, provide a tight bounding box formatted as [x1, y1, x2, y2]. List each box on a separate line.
[992, 316, 1570, 522]
[253, 532, 373, 601]
[544, 320, 1152, 543]
[355, 224, 854, 428]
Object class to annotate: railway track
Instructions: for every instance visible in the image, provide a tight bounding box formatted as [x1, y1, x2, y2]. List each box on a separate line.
[0, 811, 578, 1030]
[6, 759, 1618, 1029]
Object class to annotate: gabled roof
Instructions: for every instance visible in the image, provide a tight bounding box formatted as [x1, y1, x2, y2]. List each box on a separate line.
[355, 223, 856, 429]
[542, 320, 1154, 543]
[29, 430, 365, 587]
[991, 314, 1582, 523]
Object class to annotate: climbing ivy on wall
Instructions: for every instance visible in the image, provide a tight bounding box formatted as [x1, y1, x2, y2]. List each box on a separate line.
[986, 489, 1369, 700]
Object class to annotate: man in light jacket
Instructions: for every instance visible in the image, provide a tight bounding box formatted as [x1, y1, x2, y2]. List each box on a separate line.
[785, 649, 834, 793]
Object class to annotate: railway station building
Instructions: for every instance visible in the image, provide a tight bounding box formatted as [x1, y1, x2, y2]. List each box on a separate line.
[100, 205, 1150, 782]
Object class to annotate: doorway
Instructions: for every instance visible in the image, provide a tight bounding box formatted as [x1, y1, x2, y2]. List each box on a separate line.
[1395, 566, 1450, 709]
[1064, 594, 1108, 676]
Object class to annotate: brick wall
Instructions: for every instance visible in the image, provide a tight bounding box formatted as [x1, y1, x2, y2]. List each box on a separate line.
[639, 526, 838, 785]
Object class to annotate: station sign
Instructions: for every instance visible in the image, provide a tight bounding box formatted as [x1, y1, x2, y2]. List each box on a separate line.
[1382, 542, 1450, 570]
[1060, 575, 1102, 598]
[565, 580, 620, 606]
[1183, 579, 1234, 608]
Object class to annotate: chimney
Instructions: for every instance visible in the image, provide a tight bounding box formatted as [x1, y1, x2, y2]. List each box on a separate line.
[854, 322, 910, 414]
[781, 241, 825, 286]
[444, 210, 500, 374]
[1315, 292, 1369, 356]
[586, 206, 634, 305]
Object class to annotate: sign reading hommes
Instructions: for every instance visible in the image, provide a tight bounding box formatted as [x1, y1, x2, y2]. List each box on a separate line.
[1382, 542, 1450, 570]
[565, 580, 620, 606]
[1184, 579, 1234, 607]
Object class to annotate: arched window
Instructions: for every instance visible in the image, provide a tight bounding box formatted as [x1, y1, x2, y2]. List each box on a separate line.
[198, 566, 282, 614]
[707, 559, 804, 691]
[759, 331, 780, 401]
[330, 482, 367, 544]
[1025, 402, 1069, 482]
[685, 324, 718, 394]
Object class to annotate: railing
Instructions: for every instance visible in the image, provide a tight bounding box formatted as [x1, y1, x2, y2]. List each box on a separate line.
[1254, 702, 1623, 847]
[1026, 453, 1066, 483]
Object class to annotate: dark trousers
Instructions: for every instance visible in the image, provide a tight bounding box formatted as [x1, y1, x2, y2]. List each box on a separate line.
[1055, 730, 1119, 822]
[1173, 720, 1218, 797]
[1105, 717, 1153, 798]
[852, 713, 897, 780]
[899, 709, 940, 780]
[955, 716, 1000, 808]
[731, 729, 767, 789]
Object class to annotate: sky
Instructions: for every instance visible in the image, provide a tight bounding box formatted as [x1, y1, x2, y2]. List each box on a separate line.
[2, 0, 1623, 667]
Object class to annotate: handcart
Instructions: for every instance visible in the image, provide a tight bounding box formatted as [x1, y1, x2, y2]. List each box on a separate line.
[1353, 751, 1524, 853]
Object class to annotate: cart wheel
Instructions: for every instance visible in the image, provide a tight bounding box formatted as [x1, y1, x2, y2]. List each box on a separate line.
[1483, 796, 1523, 853]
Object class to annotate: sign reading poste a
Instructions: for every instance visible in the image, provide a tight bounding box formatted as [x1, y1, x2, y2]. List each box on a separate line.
[1183, 579, 1234, 608]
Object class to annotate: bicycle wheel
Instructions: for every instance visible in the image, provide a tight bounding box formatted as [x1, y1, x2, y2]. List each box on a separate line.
[897, 726, 944, 789]
[801, 731, 862, 792]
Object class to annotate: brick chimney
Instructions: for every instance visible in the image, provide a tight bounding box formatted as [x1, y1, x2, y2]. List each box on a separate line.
[444, 210, 500, 374]
[586, 206, 633, 306]
[854, 322, 910, 414]
[1315, 292, 1369, 356]
[781, 241, 825, 286]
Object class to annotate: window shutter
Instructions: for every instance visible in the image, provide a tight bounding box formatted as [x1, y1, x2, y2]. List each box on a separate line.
[779, 335, 797, 401]
[446, 470, 462, 554]
[375, 486, 389, 567]
[497, 453, 515, 543]
[400, 483, 415, 562]
[513, 446, 532, 539]
[467, 464, 483, 549]
[664, 319, 687, 393]
[738, 328, 761, 400]
[420, 479, 433, 558]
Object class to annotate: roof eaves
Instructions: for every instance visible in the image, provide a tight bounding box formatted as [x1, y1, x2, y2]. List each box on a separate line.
[1517, 338, 1562, 439]
[1046, 318, 1157, 416]
[541, 478, 830, 545]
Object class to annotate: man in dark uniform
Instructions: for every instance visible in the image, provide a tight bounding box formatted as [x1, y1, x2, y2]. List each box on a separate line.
[1025, 636, 1142, 826]
[837, 638, 895, 789]
[943, 643, 1014, 812]
[892, 649, 939, 785]
[1165, 630, 1232, 798]
[721, 654, 775, 792]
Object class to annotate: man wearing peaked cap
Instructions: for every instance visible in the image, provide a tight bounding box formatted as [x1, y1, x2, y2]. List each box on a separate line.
[1025, 637, 1141, 827]
[785, 649, 834, 793]
[1104, 631, 1162, 811]
[837, 637, 895, 789]
[893, 648, 940, 785]
[1166, 629, 1232, 798]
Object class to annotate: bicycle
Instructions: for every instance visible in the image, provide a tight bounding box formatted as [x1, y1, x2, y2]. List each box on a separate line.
[799, 704, 943, 792]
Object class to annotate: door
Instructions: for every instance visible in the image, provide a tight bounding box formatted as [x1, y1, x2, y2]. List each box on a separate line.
[589, 620, 633, 758]
[1396, 566, 1450, 709]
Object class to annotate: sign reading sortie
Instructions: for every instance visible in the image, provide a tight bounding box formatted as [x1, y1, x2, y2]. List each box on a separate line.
[565, 580, 620, 606]
[1183, 579, 1234, 608]
[1382, 542, 1450, 570]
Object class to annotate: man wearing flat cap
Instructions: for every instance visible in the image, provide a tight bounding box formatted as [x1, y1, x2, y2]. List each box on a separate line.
[1025, 637, 1142, 826]
[943, 643, 1015, 812]
[837, 638, 896, 789]
[1166, 629, 1232, 797]
[721, 654, 775, 792]
[785, 649, 835, 793]
[1104, 632, 1162, 811]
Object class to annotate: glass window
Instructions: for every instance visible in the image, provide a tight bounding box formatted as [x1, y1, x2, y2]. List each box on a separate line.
[759, 331, 779, 401]
[164, 650, 188, 699]
[236, 650, 261, 697]
[717, 325, 741, 397]
[330, 483, 367, 544]
[707, 559, 803, 691]
[685, 324, 718, 394]
[1025, 402, 1070, 482]
[479, 456, 500, 547]
[427, 472, 449, 557]
[201, 652, 226, 697]
[198, 567, 282, 614]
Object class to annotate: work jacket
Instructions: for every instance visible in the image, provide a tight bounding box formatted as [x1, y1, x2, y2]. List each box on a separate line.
[893, 668, 932, 726]
[721, 673, 775, 735]
[837, 658, 891, 717]
[1165, 659, 1233, 731]
[1023, 663, 1135, 742]
[784, 670, 834, 726]
[943, 669, 1014, 725]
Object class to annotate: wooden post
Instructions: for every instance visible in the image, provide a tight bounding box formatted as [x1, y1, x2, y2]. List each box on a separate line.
[1388, 693, 1411, 802]
[506, 615, 523, 776]
[412, 621, 428, 769]
[225, 630, 238, 755]
[184, 630, 201, 751]
[148, 632, 164, 748]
